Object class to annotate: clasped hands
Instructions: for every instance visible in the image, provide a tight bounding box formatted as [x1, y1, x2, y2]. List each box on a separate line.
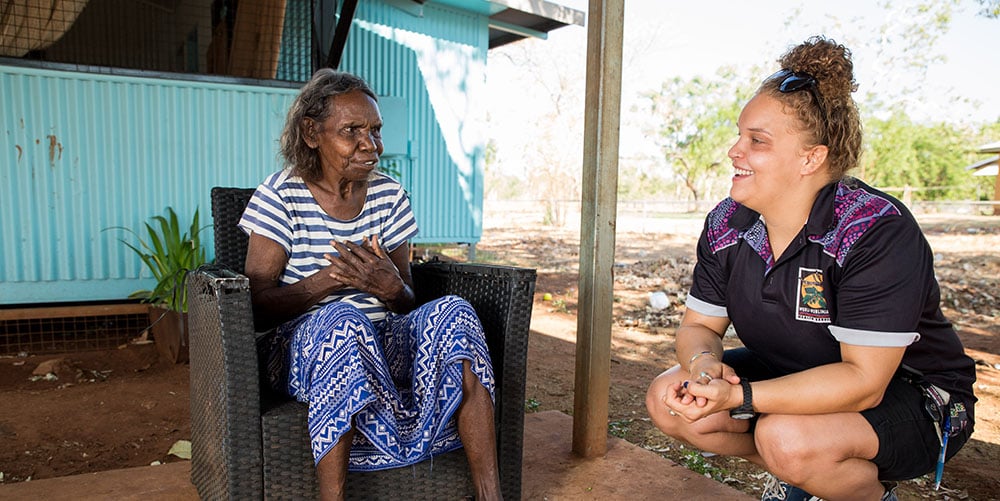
[663, 359, 742, 422]
[322, 235, 403, 299]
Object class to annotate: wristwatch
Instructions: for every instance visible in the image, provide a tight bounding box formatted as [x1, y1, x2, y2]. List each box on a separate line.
[729, 379, 755, 420]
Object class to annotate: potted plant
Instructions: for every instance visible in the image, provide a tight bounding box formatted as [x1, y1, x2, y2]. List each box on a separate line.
[111, 207, 208, 363]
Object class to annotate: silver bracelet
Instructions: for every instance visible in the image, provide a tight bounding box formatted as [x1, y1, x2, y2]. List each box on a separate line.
[688, 350, 717, 365]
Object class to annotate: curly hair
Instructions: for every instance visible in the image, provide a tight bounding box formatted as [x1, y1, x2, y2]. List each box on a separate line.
[759, 36, 863, 180]
[279, 69, 378, 182]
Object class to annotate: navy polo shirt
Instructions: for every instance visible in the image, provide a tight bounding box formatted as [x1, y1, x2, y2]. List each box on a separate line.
[687, 178, 976, 406]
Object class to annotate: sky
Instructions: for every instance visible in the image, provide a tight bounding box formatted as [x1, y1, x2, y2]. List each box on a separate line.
[484, 0, 999, 177]
[551, 0, 998, 123]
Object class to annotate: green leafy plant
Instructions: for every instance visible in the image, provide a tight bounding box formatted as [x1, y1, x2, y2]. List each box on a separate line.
[550, 298, 569, 313]
[109, 207, 207, 313]
[679, 448, 727, 480]
[608, 418, 631, 439]
[525, 398, 541, 413]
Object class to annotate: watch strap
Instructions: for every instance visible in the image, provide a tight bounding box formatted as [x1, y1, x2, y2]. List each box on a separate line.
[729, 378, 754, 419]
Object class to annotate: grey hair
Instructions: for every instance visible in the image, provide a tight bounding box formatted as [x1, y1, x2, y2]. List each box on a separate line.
[279, 69, 377, 182]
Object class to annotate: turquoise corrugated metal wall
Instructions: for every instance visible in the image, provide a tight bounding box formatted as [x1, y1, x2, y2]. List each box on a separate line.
[0, 65, 296, 304]
[342, 1, 488, 244]
[0, 0, 490, 305]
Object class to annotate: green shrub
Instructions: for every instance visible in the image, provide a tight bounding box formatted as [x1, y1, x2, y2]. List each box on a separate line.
[110, 207, 207, 312]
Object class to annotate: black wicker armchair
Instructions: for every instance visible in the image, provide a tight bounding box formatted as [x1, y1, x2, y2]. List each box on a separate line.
[186, 187, 536, 500]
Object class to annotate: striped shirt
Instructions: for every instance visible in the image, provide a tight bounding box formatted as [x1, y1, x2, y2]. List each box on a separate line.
[238, 169, 418, 321]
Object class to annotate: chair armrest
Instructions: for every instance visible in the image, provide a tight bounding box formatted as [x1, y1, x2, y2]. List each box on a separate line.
[187, 264, 264, 500]
[411, 261, 536, 500]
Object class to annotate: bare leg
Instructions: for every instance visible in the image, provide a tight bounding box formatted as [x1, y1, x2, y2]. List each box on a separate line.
[646, 366, 762, 463]
[648, 366, 886, 499]
[458, 360, 503, 501]
[756, 413, 883, 500]
[316, 427, 355, 501]
[795, 457, 883, 500]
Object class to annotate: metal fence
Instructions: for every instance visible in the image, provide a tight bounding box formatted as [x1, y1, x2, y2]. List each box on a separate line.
[0, 304, 150, 355]
[483, 199, 1000, 233]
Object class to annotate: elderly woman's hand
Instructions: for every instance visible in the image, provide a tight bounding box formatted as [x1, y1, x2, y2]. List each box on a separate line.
[324, 236, 405, 301]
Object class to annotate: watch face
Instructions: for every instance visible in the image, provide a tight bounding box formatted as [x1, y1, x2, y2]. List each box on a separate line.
[730, 410, 754, 420]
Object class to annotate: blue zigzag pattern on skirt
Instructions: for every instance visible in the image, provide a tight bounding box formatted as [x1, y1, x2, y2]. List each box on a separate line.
[268, 295, 495, 471]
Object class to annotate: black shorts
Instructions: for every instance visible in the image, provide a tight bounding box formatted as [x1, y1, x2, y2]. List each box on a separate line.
[723, 347, 974, 481]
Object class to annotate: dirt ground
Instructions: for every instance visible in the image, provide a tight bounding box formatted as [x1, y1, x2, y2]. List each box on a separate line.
[0, 343, 190, 483]
[1, 211, 998, 500]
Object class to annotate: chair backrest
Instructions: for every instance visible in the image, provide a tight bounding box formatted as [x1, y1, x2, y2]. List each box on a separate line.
[211, 187, 256, 275]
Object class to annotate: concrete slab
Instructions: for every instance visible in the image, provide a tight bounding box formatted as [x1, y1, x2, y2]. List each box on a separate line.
[522, 410, 753, 500]
[0, 461, 196, 501]
[0, 411, 752, 500]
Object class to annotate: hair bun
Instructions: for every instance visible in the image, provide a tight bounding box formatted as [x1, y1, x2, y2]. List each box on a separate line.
[779, 35, 857, 102]
[766, 35, 864, 179]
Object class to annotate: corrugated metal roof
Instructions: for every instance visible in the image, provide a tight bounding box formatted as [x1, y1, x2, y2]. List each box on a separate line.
[977, 140, 1000, 154]
[965, 155, 999, 176]
[404, 0, 585, 47]
[486, 0, 586, 48]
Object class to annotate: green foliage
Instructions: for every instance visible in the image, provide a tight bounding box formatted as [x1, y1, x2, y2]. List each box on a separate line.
[625, 2, 996, 208]
[549, 298, 569, 314]
[484, 140, 528, 200]
[616, 157, 678, 200]
[638, 59, 997, 206]
[525, 398, 541, 413]
[608, 419, 631, 439]
[489, 174, 527, 200]
[110, 208, 208, 313]
[860, 113, 998, 201]
[679, 448, 728, 481]
[639, 66, 758, 205]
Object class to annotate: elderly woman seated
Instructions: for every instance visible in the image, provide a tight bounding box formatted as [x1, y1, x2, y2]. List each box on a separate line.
[239, 69, 502, 501]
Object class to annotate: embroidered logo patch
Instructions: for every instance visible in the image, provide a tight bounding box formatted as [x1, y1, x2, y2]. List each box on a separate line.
[796, 267, 830, 323]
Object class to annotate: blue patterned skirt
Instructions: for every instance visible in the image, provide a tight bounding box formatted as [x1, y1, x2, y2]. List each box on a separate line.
[268, 295, 495, 471]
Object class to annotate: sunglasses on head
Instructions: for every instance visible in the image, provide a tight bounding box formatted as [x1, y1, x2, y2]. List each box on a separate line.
[771, 68, 824, 117]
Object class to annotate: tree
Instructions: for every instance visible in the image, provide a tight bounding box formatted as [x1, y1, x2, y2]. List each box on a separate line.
[482, 137, 525, 200]
[863, 0, 959, 106]
[615, 155, 677, 201]
[486, 34, 586, 226]
[638, 67, 757, 208]
[977, 0, 1000, 17]
[860, 113, 997, 201]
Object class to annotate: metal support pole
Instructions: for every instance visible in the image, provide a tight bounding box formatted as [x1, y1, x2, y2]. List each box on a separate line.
[572, 0, 623, 458]
[327, 0, 358, 69]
